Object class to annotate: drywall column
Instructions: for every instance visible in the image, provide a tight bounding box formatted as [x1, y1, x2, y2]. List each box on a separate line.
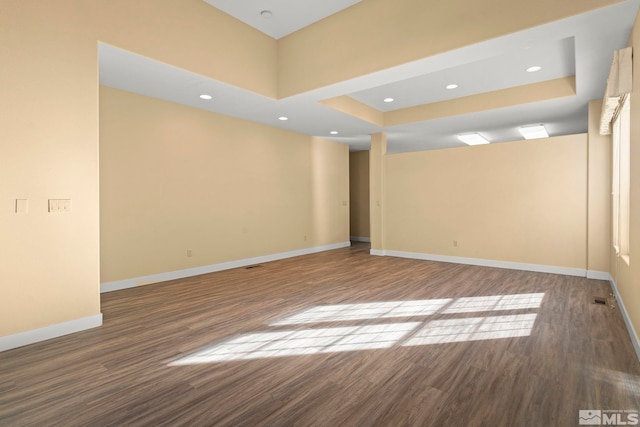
[586, 99, 612, 278]
[349, 151, 370, 241]
[370, 133, 387, 254]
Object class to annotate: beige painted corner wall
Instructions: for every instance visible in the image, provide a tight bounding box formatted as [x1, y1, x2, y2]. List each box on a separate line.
[609, 9, 640, 344]
[0, 2, 100, 336]
[310, 137, 351, 248]
[349, 152, 370, 239]
[587, 100, 611, 274]
[385, 135, 588, 268]
[100, 87, 348, 283]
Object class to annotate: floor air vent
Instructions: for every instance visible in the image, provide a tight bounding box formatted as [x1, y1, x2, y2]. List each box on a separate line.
[592, 296, 615, 309]
[593, 296, 607, 305]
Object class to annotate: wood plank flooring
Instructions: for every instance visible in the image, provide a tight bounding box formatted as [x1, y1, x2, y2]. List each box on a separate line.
[1, 243, 639, 426]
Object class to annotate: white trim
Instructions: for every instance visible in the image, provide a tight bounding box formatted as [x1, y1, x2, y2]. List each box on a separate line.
[101, 241, 351, 293]
[0, 314, 102, 353]
[609, 275, 640, 362]
[370, 249, 386, 256]
[586, 270, 611, 280]
[376, 250, 587, 277]
[350, 236, 371, 243]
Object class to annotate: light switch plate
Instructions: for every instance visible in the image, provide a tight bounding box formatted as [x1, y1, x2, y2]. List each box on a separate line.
[15, 199, 28, 214]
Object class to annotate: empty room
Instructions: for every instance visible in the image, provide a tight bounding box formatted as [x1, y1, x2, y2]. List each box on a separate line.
[2, 0, 640, 425]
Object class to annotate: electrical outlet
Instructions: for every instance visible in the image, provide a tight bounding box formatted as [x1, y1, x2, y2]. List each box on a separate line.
[48, 199, 71, 213]
[187, 249, 192, 257]
[453, 240, 458, 247]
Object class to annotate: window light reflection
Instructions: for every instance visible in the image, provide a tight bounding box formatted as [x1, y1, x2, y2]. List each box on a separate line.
[170, 323, 420, 365]
[402, 313, 537, 346]
[169, 293, 544, 366]
[589, 366, 640, 397]
[271, 293, 544, 325]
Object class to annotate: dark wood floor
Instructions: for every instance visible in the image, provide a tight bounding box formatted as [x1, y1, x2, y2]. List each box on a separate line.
[1, 243, 639, 426]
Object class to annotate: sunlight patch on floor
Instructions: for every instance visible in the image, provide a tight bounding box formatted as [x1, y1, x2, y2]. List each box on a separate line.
[169, 293, 543, 365]
[169, 323, 420, 365]
[402, 313, 537, 346]
[270, 293, 544, 325]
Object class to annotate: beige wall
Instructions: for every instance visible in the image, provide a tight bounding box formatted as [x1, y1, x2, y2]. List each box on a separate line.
[349, 152, 370, 239]
[310, 137, 351, 248]
[0, 2, 100, 336]
[277, 0, 621, 97]
[0, 0, 277, 339]
[100, 87, 348, 283]
[93, 0, 278, 98]
[385, 135, 588, 269]
[609, 10, 640, 344]
[370, 134, 387, 251]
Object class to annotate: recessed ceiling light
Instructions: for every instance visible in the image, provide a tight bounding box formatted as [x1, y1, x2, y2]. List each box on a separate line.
[446, 84, 458, 89]
[526, 66, 542, 73]
[330, 131, 339, 135]
[383, 98, 394, 103]
[199, 94, 212, 100]
[278, 116, 288, 121]
[519, 124, 548, 139]
[457, 133, 490, 145]
[260, 10, 272, 19]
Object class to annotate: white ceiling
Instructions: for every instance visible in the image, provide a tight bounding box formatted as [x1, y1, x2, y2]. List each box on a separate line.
[99, 0, 640, 153]
[203, 0, 362, 39]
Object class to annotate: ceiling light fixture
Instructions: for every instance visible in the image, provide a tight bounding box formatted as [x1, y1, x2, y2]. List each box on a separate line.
[330, 131, 339, 135]
[383, 97, 394, 103]
[457, 133, 490, 145]
[260, 10, 273, 19]
[278, 116, 288, 121]
[199, 94, 212, 100]
[526, 66, 542, 73]
[446, 84, 458, 89]
[519, 124, 548, 139]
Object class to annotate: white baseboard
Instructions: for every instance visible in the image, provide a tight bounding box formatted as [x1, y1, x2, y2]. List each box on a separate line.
[373, 249, 586, 277]
[0, 314, 102, 353]
[101, 241, 351, 293]
[350, 236, 371, 243]
[586, 270, 611, 280]
[609, 275, 640, 362]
